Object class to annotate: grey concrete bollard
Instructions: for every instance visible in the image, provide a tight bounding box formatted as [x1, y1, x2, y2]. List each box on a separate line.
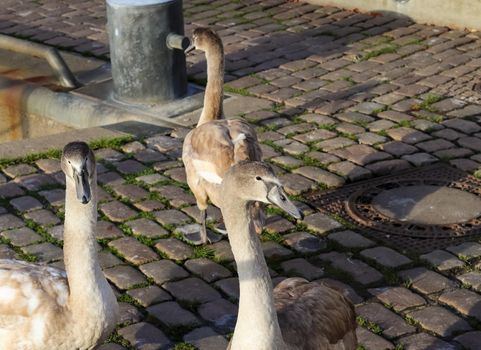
[107, 0, 189, 104]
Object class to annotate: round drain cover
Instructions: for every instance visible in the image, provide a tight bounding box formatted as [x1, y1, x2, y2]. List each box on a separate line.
[372, 185, 481, 225]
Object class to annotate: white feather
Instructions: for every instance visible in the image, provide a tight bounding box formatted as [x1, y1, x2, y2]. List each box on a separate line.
[192, 159, 223, 184]
[232, 133, 246, 144]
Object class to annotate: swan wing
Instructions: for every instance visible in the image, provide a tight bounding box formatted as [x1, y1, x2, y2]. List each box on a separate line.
[274, 278, 357, 350]
[184, 119, 262, 185]
[0, 259, 69, 328]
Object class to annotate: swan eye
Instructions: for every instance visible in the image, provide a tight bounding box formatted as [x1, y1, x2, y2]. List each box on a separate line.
[280, 194, 286, 201]
[68, 160, 71, 164]
[255, 176, 262, 181]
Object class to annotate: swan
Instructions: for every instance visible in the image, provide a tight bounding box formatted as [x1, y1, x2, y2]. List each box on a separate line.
[0, 141, 119, 350]
[220, 162, 358, 350]
[183, 27, 264, 244]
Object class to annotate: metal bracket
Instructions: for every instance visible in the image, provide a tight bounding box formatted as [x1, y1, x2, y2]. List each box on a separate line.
[0, 34, 80, 89]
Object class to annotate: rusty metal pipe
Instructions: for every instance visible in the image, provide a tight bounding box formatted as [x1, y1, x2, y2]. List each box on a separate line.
[0, 34, 79, 89]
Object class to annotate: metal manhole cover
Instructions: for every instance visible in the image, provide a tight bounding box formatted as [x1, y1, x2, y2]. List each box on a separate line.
[306, 164, 481, 253]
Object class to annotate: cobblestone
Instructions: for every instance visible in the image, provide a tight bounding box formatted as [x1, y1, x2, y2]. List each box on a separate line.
[357, 303, 416, 339]
[3, 1, 481, 347]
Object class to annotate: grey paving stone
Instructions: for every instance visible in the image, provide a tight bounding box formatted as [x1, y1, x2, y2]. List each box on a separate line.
[278, 173, 315, 195]
[184, 258, 232, 283]
[104, 265, 147, 290]
[38, 188, 65, 207]
[21, 242, 63, 262]
[98, 251, 123, 269]
[367, 119, 396, 132]
[357, 132, 388, 145]
[95, 148, 124, 162]
[112, 184, 149, 202]
[140, 260, 189, 285]
[3, 164, 37, 178]
[136, 173, 167, 185]
[420, 250, 464, 271]
[356, 327, 394, 350]
[458, 136, 481, 152]
[154, 209, 191, 227]
[115, 159, 147, 175]
[407, 306, 471, 337]
[456, 271, 481, 292]
[127, 285, 172, 307]
[14, 174, 57, 191]
[264, 216, 295, 234]
[118, 302, 144, 325]
[197, 298, 237, 331]
[214, 277, 239, 301]
[10, 196, 42, 212]
[24, 209, 60, 226]
[386, 127, 432, 144]
[126, 218, 168, 238]
[134, 200, 165, 212]
[303, 212, 342, 235]
[380, 141, 418, 156]
[360, 246, 412, 268]
[293, 166, 345, 187]
[328, 161, 372, 181]
[328, 230, 375, 249]
[417, 139, 455, 152]
[271, 155, 304, 169]
[35, 159, 61, 174]
[439, 288, 481, 322]
[98, 171, 125, 186]
[273, 138, 309, 156]
[0, 214, 25, 231]
[399, 267, 456, 295]
[134, 149, 167, 164]
[281, 258, 324, 280]
[100, 201, 137, 222]
[402, 152, 439, 166]
[210, 241, 234, 263]
[378, 110, 414, 122]
[184, 327, 229, 350]
[454, 331, 481, 350]
[446, 242, 481, 259]
[283, 231, 325, 254]
[1, 227, 42, 247]
[163, 277, 221, 303]
[121, 141, 145, 153]
[365, 159, 412, 176]
[357, 303, 416, 339]
[350, 101, 385, 115]
[154, 238, 193, 261]
[332, 144, 392, 166]
[261, 241, 293, 261]
[118, 322, 171, 350]
[319, 252, 383, 285]
[399, 333, 457, 350]
[0, 183, 25, 199]
[368, 287, 426, 312]
[442, 119, 481, 134]
[292, 129, 337, 144]
[316, 137, 356, 151]
[96, 221, 124, 240]
[109, 237, 159, 265]
[96, 344, 128, 350]
[153, 185, 196, 208]
[450, 158, 480, 172]
[0, 244, 15, 259]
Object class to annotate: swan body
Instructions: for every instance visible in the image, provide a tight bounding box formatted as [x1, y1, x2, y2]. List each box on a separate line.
[0, 142, 119, 350]
[221, 162, 357, 350]
[183, 28, 263, 243]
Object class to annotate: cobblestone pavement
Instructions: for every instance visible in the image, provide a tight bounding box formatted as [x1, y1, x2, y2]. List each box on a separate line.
[2, 0, 481, 349]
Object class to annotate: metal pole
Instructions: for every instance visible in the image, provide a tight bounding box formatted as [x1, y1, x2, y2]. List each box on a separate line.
[0, 34, 79, 89]
[107, 0, 189, 104]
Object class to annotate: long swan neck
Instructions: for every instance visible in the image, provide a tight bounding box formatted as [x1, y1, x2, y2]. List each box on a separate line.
[63, 173, 106, 308]
[197, 44, 224, 126]
[222, 199, 286, 350]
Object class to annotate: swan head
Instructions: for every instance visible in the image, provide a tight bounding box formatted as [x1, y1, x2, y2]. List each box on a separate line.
[222, 161, 303, 220]
[61, 141, 96, 204]
[185, 27, 222, 54]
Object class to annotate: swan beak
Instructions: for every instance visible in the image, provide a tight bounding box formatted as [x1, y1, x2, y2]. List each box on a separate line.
[74, 168, 91, 204]
[267, 186, 304, 220]
[184, 43, 195, 54]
